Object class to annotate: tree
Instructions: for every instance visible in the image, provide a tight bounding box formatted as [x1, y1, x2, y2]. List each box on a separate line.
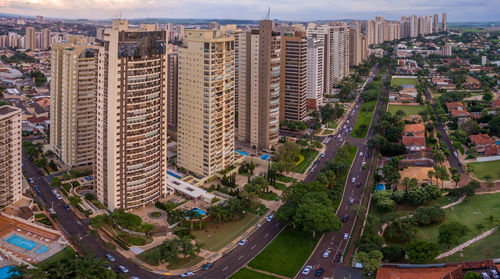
[452, 174, 461, 188]
[293, 192, 342, 237]
[483, 175, 494, 192]
[463, 271, 482, 279]
[406, 241, 439, 264]
[427, 170, 435, 186]
[438, 221, 469, 248]
[68, 195, 81, 207]
[354, 250, 383, 274]
[485, 215, 498, 229]
[475, 223, 485, 233]
[381, 244, 406, 262]
[412, 206, 445, 226]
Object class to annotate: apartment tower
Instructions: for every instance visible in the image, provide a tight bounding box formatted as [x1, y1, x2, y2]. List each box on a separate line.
[306, 38, 323, 109]
[0, 106, 23, 208]
[95, 20, 169, 210]
[442, 12, 447, 31]
[177, 29, 235, 177]
[41, 29, 51, 49]
[329, 23, 349, 85]
[167, 50, 178, 130]
[50, 36, 96, 168]
[25, 27, 36, 50]
[237, 20, 281, 150]
[280, 31, 307, 122]
[433, 14, 439, 33]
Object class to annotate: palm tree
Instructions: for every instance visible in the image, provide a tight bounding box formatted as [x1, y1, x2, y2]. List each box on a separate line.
[401, 177, 410, 191]
[427, 170, 435, 185]
[485, 215, 498, 229]
[452, 174, 461, 188]
[208, 205, 224, 224]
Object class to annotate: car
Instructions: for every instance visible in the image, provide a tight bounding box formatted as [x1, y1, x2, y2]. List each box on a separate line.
[309, 168, 315, 173]
[36, 190, 41, 196]
[343, 125, 346, 129]
[105, 265, 112, 270]
[29, 178, 34, 183]
[359, 152, 363, 156]
[339, 138, 343, 142]
[491, 270, 500, 279]
[343, 233, 349, 240]
[180, 272, 194, 277]
[52, 189, 58, 195]
[130, 277, 140, 279]
[334, 253, 342, 263]
[349, 127, 353, 132]
[266, 214, 274, 222]
[320, 153, 325, 158]
[56, 194, 62, 200]
[315, 268, 324, 277]
[361, 161, 366, 167]
[33, 185, 39, 191]
[302, 265, 313, 275]
[238, 239, 248, 246]
[106, 254, 115, 262]
[481, 273, 491, 279]
[49, 208, 56, 214]
[341, 215, 349, 222]
[201, 263, 213, 271]
[257, 223, 262, 227]
[322, 249, 331, 258]
[346, 120, 350, 124]
[117, 265, 129, 273]
[351, 177, 356, 183]
[63, 204, 70, 210]
[356, 182, 361, 187]
[349, 198, 354, 205]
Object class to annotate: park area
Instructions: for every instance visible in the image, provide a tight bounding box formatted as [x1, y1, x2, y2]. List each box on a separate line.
[247, 228, 320, 278]
[387, 104, 425, 115]
[391, 77, 418, 87]
[230, 268, 280, 279]
[468, 160, 500, 180]
[352, 100, 376, 138]
[439, 229, 500, 263]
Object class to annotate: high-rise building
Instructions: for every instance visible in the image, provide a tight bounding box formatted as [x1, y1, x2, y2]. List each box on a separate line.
[433, 14, 439, 33]
[50, 36, 96, 169]
[387, 22, 401, 41]
[227, 27, 244, 111]
[36, 15, 44, 23]
[0, 105, 23, 208]
[95, 20, 169, 210]
[41, 28, 51, 49]
[25, 27, 36, 50]
[306, 24, 331, 95]
[96, 27, 105, 41]
[442, 12, 447, 31]
[167, 49, 178, 130]
[177, 29, 235, 177]
[348, 26, 362, 66]
[280, 31, 307, 122]
[306, 38, 323, 109]
[329, 23, 349, 85]
[237, 20, 281, 150]
[440, 44, 452, 56]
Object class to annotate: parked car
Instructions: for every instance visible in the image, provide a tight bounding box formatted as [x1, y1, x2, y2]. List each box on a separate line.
[490, 270, 500, 279]
[481, 272, 491, 279]
[106, 254, 115, 262]
[356, 182, 361, 187]
[320, 153, 325, 158]
[351, 177, 356, 183]
[315, 268, 324, 277]
[55, 194, 62, 200]
[201, 263, 213, 271]
[238, 239, 248, 246]
[343, 233, 349, 240]
[322, 249, 330, 258]
[359, 152, 363, 156]
[63, 204, 70, 210]
[349, 198, 354, 205]
[49, 208, 56, 214]
[117, 265, 129, 273]
[302, 265, 313, 275]
[334, 253, 342, 263]
[52, 189, 58, 195]
[266, 214, 274, 222]
[180, 271, 194, 277]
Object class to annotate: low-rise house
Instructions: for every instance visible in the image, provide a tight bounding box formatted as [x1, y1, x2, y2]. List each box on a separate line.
[403, 123, 425, 137]
[464, 76, 482, 90]
[398, 85, 418, 102]
[402, 136, 426, 152]
[469, 133, 499, 156]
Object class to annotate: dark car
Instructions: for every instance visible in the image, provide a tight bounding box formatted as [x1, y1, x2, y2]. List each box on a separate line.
[356, 182, 361, 187]
[201, 263, 213, 271]
[334, 253, 342, 263]
[63, 204, 70, 210]
[314, 268, 324, 277]
[341, 214, 349, 222]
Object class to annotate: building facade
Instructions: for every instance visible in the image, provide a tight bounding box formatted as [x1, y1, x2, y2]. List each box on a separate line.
[167, 50, 178, 130]
[25, 27, 36, 50]
[94, 20, 169, 211]
[306, 37, 323, 109]
[177, 29, 235, 177]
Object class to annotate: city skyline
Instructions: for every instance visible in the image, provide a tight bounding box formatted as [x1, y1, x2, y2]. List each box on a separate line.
[0, 0, 497, 22]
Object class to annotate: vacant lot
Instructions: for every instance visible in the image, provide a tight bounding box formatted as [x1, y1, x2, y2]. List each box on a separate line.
[392, 77, 418, 87]
[468, 160, 500, 180]
[388, 104, 425, 116]
[248, 228, 319, 278]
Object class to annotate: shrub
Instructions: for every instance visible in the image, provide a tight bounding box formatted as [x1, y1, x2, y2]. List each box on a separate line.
[412, 206, 445, 226]
[381, 244, 406, 262]
[383, 221, 416, 243]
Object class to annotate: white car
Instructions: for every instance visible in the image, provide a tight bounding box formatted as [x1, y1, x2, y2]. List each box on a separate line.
[320, 153, 325, 158]
[361, 161, 366, 167]
[180, 271, 194, 277]
[302, 265, 313, 275]
[117, 265, 129, 273]
[266, 214, 274, 222]
[359, 152, 364, 156]
[343, 233, 349, 240]
[351, 177, 356, 183]
[52, 189, 57, 195]
[238, 239, 248, 246]
[322, 249, 331, 258]
[55, 194, 62, 200]
[49, 208, 56, 214]
[106, 254, 115, 262]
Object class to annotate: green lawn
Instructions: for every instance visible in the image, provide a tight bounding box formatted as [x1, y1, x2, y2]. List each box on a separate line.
[468, 160, 500, 180]
[273, 182, 287, 191]
[276, 175, 297, 183]
[352, 100, 376, 138]
[415, 193, 500, 252]
[167, 255, 203, 270]
[230, 268, 280, 279]
[391, 77, 418, 87]
[322, 129, 334, 135]
[295, 150, 319, 174]
[248, 228, 320, 277]
[439, 229, 500, 263]
[387, 104, 425, 115]
[37, 246, 75, 268]
[191, 213, 259, 251]
[326, 120, 338, 129]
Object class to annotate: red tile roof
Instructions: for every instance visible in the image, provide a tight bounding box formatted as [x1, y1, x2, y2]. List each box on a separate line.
[404, 123, 425, 134]
[376, 266, 461, 279]
[403, 136, 426, 147]
[470, 134, 495, 146]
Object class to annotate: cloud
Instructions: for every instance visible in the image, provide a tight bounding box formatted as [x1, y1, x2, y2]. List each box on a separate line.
[0, 0, 496, 21]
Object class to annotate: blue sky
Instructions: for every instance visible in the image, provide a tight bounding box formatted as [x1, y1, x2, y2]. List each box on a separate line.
[0, 0, 497, 21]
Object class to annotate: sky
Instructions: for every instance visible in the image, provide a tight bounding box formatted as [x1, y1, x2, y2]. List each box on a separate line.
[0, 0, 497, 22]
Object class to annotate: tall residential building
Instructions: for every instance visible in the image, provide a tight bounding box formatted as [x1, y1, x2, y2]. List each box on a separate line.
[41, 28, 51, 49]
[0, 106, 23, 208]
[237, 20, 281, 150]
[50, 36, 96, 168]
[306, 38, 323, 109]
[306, 24, 331, 95]
[280, 31, 307, 122]
[387, 22, 401, 41]
[25, 27, 36, 50]
[433, 14, 439, 33]
[348, 26, 362, 67]
[95, 20, 169, 211]
[442, 12, 447, 31]
[329, 23, 349, 85]
[177, 29, 235, 177]
[167, 50, 178, 130]
[228, 27, 244, 111]
[96, 27, 104, 41]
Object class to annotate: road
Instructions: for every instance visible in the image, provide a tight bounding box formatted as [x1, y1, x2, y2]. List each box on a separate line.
[22, 152, 159, 279]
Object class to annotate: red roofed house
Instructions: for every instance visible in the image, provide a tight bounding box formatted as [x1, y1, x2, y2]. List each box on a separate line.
[446, 102, 471, 119]
[464, 76, 482, 90]
[492, 99, 500, 111]
[404, 123, 425, 137]
[403, 124, 426, 152]
[469, 134, 499, 156]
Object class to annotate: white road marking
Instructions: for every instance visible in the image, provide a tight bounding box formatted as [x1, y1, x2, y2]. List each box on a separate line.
[251, 244, 256, 250]
[238, 255, 244, 260]
[264, 233, 269, 238]
[275, 223, 279, 227]
[222, 267, 228, 271]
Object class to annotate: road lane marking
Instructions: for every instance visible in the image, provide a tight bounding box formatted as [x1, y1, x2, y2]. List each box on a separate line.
[222, 267, 228, 271]
[275, 223, 279, 227]
[238, 255, 244, 260]
[264, 233, 269, 238]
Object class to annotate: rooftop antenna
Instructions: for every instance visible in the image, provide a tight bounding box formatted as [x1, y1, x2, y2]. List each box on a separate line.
[265, 7, 271, 20]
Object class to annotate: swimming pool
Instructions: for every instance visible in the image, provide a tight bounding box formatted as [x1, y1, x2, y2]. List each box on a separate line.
[0, 266, 17, 279]
[185, 207, 206, 217]
[260, 154, 271, 160]
[235, 150, 249, 156]
[496, 140, 500, 145]
[5, 234, 39, 251]
[375, 184, 386, 191]
[167, 171, 181, 179]
[34, 245, 48, 254]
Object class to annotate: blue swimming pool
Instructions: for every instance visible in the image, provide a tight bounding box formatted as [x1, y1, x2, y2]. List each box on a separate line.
[375, 184, 386, 191]
[0, 266, 17, 279]
[5, 234, 39, 251]
[185, 207, 206, 217]
[167, 171, 181, 179]
[496, 140, 500, 145]
[34, 245, 48, 254]
[235, 150, 249, 156]
[260, 154, 271, 160]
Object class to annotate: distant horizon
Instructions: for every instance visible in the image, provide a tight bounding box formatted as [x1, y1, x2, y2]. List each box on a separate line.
[0, 0, 497, 22]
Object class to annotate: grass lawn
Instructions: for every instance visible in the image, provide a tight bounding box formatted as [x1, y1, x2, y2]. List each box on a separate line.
[276, 175, 297, 183]
[167, 255, 203, 270]
[352, 100, 376, 138]
[326, 120, 338, 129]
[230, 268, 280, 279]
[248, 228, 320, 278]
[273, 182, 287, 191]
[322, 129, 334, 135]
[439, 229, 500, 263]
[37, 246, 75, 267]
[391, 77, 418, 87]
[468, 160, 500, 180]
[295, 150, 319, 174]
[191, 213, 259, 251]
[387, 104, 425, 116]
[415, 193, 500, 252]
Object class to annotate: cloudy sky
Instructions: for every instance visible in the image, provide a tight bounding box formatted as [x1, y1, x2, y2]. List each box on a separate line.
[0, 0, 497, 22]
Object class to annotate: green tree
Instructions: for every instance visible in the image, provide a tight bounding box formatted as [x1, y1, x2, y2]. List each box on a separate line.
[381, 244, 405, 262]
[406, 241, 439, 264]
[354, 250, 383, 274]
[438, 221, 469, 248]
[293, 192, 342, 237]
[463, 271, 482, 279]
